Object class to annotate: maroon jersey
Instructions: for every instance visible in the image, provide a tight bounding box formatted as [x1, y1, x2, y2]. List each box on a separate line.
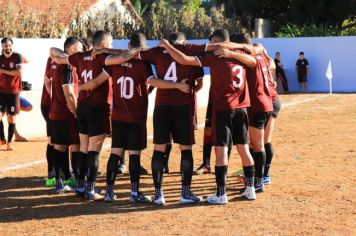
[197, 51, 250, 112]
[41, 57, 52, 106]
[246, 54, 273, 113]
[104, 59, 154, 123]
[48, 62, 75, 120]
[138, 44, 205, 106]
[0, 53, 22, 94]
[68, 50, 109, 108]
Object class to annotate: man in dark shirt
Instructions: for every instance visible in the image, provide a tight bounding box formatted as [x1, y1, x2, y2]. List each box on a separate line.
[274, 52, 289, 92]
[296, 52, 309, 92]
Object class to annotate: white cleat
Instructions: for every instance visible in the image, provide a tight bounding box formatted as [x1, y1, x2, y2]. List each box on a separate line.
[206, 193, 228, 205]
[153, 195, 165, 205]
[241, 186, 257, 200]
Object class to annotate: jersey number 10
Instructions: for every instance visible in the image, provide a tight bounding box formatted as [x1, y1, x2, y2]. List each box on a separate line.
[117, 76, 134, 99]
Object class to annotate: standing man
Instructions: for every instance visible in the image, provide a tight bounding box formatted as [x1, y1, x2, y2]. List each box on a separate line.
[274, 52, 289, 92]
[0, 37, 23, 151]
[159, 29, 258, 204]
[296, 52, 309, 92]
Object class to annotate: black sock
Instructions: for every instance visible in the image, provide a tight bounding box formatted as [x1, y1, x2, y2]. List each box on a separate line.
[7, 123, 15, 143]
[202, 143, 212, 167]
[87, 151, 100, 184]
[106, 153, 120, 186]
[151, 150, 164, 191]
[53, 149, 66, 187]
[164, 143, 172, 166]
[71, 151, 80, 180]
[129, 154, 141, 194]
[76, 152, 87, 189]
[119, 155, 126, 165]
[227, 145, 232, 160]
[252, 151, 266, 185]
[0, 120, 5, 141]
[46, 144, 55, 178]
[243, 165, 255, 187]
[63, 149, 71, 180]
[264, 143, 273, 177]
[215, 165, 228, 197]
[181, 150, 193, 196]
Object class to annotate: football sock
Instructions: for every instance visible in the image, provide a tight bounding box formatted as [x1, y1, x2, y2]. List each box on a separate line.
[264, 143, 274, 177]
[63, 149, 71, 180]
[7, 123, 15, 143]
[0, 120, 5, 141]
[164, 143, 172, 167]
[227, 145, 232, 160]
[181, 150, 193, 197]
[243, 165, 255, 187]
[152, 150, 164, 194]
[86, 151, 99, 192]
[215, 165, 228, 197]
[46, 144, 55, 178]
[202, 143, 212, 167]
[53, 149, 66, 187]
[106, 153, 120, 185]
[253, 151, 266, 186]
[129, 154, 141, 194]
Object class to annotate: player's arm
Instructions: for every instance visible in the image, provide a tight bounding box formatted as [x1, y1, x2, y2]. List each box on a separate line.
[104, 48, 141, 66]
[49, 47, 69, 64]
[79, 71, 110, 91]
[207, 42, 254, 54]
[0, 65, 22, 76]
[63, 84, 77, 116]
[148, 76, 190, 94]
[213, 48, 256, 68]
[158, 39, 200, 67]
[91, 48, 125, 58]
[44, 76, 51, 94]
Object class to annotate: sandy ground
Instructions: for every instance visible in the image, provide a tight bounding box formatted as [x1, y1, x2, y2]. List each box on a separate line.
[0, 94, 355, 236]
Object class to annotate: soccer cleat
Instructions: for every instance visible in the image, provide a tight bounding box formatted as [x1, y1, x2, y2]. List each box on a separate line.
[130, 192, 152, 203]
[179, 191, 203, 205]
[64, 177, 76, 188]
[45, 178, 56, 187]
[153, 191, 165, 206]
[194, 164, 211, 175]
[117, 164, 127, 174]
[55, 185, 73, 194]
[206, 193, 228, 205]
[255, 183, 265, 193]
[86, 191, 105, 201]
[75, 188, 86, 198]
[263, 176, 272, 185]
[241, 186, 257, 200]
[104, 192, 117, 202]
[140, 165, 149, 175]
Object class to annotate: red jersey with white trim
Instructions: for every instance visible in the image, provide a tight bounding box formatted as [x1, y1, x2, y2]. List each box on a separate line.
[41, 57, 52, 106]
[246, 54, 273, 113]
[48, 62, 76, 120]
[0, 53, 22, 94]
[264, 55, 278, 100]
[104, 59, 154, 123]
[138, 44, 205, 106]
[68, 50, 109, 108]
[197, 51, 250, 112]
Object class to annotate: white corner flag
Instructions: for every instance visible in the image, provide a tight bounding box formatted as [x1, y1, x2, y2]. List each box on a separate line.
[326, 60, 333, 94]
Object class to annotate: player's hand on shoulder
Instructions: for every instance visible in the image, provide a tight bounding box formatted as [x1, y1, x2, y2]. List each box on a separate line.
[158, 39, 170, 49]
[213, 47, 232, 58]
[91, 48, 105, 58]
[177, 79, 191, 94]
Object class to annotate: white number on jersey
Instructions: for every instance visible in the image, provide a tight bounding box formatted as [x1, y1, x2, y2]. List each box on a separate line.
[81, 69, 93, 83]
[117, 76, 134, 99]
[164, 62, 177, 82]
[232, 65, 244, 88]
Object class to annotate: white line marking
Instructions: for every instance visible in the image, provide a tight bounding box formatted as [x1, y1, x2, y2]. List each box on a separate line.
[0, 95, 329, 173]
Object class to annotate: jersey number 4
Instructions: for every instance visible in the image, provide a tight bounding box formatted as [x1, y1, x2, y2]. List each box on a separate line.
[117, 76, 134, 99]
[164, 62, 177, 82]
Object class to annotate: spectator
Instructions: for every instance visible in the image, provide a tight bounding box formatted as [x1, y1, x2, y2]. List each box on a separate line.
[296, 51, 309, 92]
[274, 52, 289, 92]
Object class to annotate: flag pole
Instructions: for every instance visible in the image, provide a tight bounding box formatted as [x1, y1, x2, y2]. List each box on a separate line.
[329, 78, 332, 94]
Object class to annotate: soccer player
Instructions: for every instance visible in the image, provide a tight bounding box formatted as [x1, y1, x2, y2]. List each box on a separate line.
[50, 30, 136, 200]
[296, 51, 309, 92]
[0, 37, 23, 151]
[80, 32, 190, 203]
[159, 29, 258, 204]
[46, 37, 83, 193]
[223, 34, 273, 193]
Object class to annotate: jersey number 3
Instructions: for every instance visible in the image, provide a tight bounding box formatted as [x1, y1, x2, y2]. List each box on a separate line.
[232, 65, 244, 88]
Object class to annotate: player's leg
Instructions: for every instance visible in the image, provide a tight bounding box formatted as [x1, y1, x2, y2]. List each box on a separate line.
[163, 140, 172, 174]
[5, 94, 19, 150]
[41, 105, 55, 187]
[0, 119, 5, 144]
[0, 93, 6, 145]
[14, 97, 32, 142]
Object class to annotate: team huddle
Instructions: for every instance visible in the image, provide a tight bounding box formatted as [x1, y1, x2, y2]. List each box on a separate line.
[0, 28, 281, 205]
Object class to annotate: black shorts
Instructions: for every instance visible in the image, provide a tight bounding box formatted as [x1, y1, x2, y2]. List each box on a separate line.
[0, 93, 19, 115]
[41, 105, 52, 137]
[272, 97, 281, 119]
[248, 111, 272, 130]
[211, 108, 248, 146]
[204, 103, 212, 128]
[111, 120, 147, 150]
[51, 115, 80, 145]
[298, 74, 307, 82]
[76, 103, 110, 137]
[153, 104, 194, 145]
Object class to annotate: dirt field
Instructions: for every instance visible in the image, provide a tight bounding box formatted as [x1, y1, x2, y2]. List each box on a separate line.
[1, 94, 355, 236]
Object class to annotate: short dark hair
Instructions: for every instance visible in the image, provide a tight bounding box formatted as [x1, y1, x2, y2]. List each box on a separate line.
[168, 32, 186, 44]
[92, 30, 111, 47]
[1, 37, 13, 44]
[211, 29, 229, 42]
[299, 51, 304, 55]
[230, 33, 252, 44]
[276, 52, 280, 55]
[130, 32, 146, 48]
[64, 36, 82, 52]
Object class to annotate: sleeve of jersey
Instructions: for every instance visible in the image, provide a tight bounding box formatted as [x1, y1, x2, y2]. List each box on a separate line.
[194, 67, 204, 79]
[97, 54, 110, 76]
[196, 54, 211, 67]
[68, 53, 78, 68]
[16, 54, 23, 66]
[183, 44, 207, 56]
[138, 48, 156, 64]
[45, 58, 52, 78]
